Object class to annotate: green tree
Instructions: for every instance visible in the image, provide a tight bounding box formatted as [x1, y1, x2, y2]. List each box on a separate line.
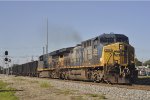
[135, 58, 142, 66]
[143, 60, 150, 67]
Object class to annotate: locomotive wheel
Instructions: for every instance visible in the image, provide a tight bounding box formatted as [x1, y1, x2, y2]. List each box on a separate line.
[93, 74, 98, 83]
[60, 73, 65, 80]
[64, 74, 67, 80]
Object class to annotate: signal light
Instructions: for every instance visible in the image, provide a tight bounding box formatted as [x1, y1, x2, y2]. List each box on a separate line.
[5, 51, 8, 55]
[5, 58, 8, 61]
[9, 59, 11, 62]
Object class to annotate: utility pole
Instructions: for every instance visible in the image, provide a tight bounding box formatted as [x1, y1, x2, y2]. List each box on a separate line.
[43, 47, 45, 55]
[31, 56, 34, 62]
[46, 17, 48, 55]
[46, 17, 49, 68]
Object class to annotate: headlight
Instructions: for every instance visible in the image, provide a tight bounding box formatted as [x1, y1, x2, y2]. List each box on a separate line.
[119, 44, 123, 50]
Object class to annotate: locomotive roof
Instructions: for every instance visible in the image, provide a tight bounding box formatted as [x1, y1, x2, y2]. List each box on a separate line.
[39, 47, 74, 57]
[99, 33, 128, 39]
[82, 33, 128, 43]
[49, 47, 74, 56]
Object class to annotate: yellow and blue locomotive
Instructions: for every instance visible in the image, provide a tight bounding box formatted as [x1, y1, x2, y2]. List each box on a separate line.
[38, 33, 138, 84]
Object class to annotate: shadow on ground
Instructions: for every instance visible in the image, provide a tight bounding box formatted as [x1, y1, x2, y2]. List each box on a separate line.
[0, 89, 23, 92]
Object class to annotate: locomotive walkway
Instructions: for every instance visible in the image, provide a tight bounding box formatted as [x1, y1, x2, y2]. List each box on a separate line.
[0, 74, 150, 100]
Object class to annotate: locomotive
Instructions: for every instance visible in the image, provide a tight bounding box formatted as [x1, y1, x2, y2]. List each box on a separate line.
[37, 33, 138, 84]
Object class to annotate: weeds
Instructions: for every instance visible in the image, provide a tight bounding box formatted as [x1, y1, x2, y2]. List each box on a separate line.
[28, 80, 39, 83]
[54, 89, 73, 95]
[71, 96, 84, 100]
[0, 80, 18, 100]
[86, 93, 106, 99]
[40, 81, 52, 88]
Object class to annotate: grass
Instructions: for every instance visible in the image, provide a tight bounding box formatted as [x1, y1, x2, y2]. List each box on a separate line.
[98, 95, 106, 99]
[13, 77, 26, 81]
[54, 88, 106, 100]
[71, 96, 84, 100]
[40, 81, 52, 88]
[14, 77, 39, 84]
[28, 80, 39, 84]
[54, 89, 73, 95]
[86, 93, 106, 99]
[88, 94, 99, 97]
[62, 90, 73, 95]
[0, 80, 7, 89]
[0, 80, 18, 100]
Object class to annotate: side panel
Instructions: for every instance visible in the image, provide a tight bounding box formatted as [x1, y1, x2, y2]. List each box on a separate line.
[37, 61, 44, 71]
[71, 45, 83, 66]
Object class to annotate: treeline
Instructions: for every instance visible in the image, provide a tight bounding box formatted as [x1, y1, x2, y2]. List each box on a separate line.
[0, 66, 3, 73]
[135, 58, 150, 67]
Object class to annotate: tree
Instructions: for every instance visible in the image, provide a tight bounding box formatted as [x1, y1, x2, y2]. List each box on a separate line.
[0, 66, 3, 74]
[143, 60, 150, 67]
[135, 58, 142, 66]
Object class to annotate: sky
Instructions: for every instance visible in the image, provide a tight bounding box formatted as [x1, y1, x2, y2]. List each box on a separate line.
[0, 1, 150, 65]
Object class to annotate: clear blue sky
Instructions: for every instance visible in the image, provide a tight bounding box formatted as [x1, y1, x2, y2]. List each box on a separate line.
[0, 1, 150, 65]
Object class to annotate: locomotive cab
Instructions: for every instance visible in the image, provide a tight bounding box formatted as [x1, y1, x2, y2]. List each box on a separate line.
[101, 42, 137, 83]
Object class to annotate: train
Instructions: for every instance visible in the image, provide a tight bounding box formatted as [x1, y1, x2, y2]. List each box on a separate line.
[1, 33, 138, 84]
[2, 61, 38, 77]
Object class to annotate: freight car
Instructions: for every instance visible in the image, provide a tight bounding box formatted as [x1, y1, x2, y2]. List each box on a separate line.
[11, 61, 38, 77]
[37, 33, 138, 84]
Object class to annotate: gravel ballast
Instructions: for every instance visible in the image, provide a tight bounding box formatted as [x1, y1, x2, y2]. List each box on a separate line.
[0, 75, 149, 100]
[48, 79, 150, 100]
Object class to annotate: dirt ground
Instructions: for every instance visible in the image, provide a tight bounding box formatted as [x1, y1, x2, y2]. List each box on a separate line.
[0, 75, 106, 100]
